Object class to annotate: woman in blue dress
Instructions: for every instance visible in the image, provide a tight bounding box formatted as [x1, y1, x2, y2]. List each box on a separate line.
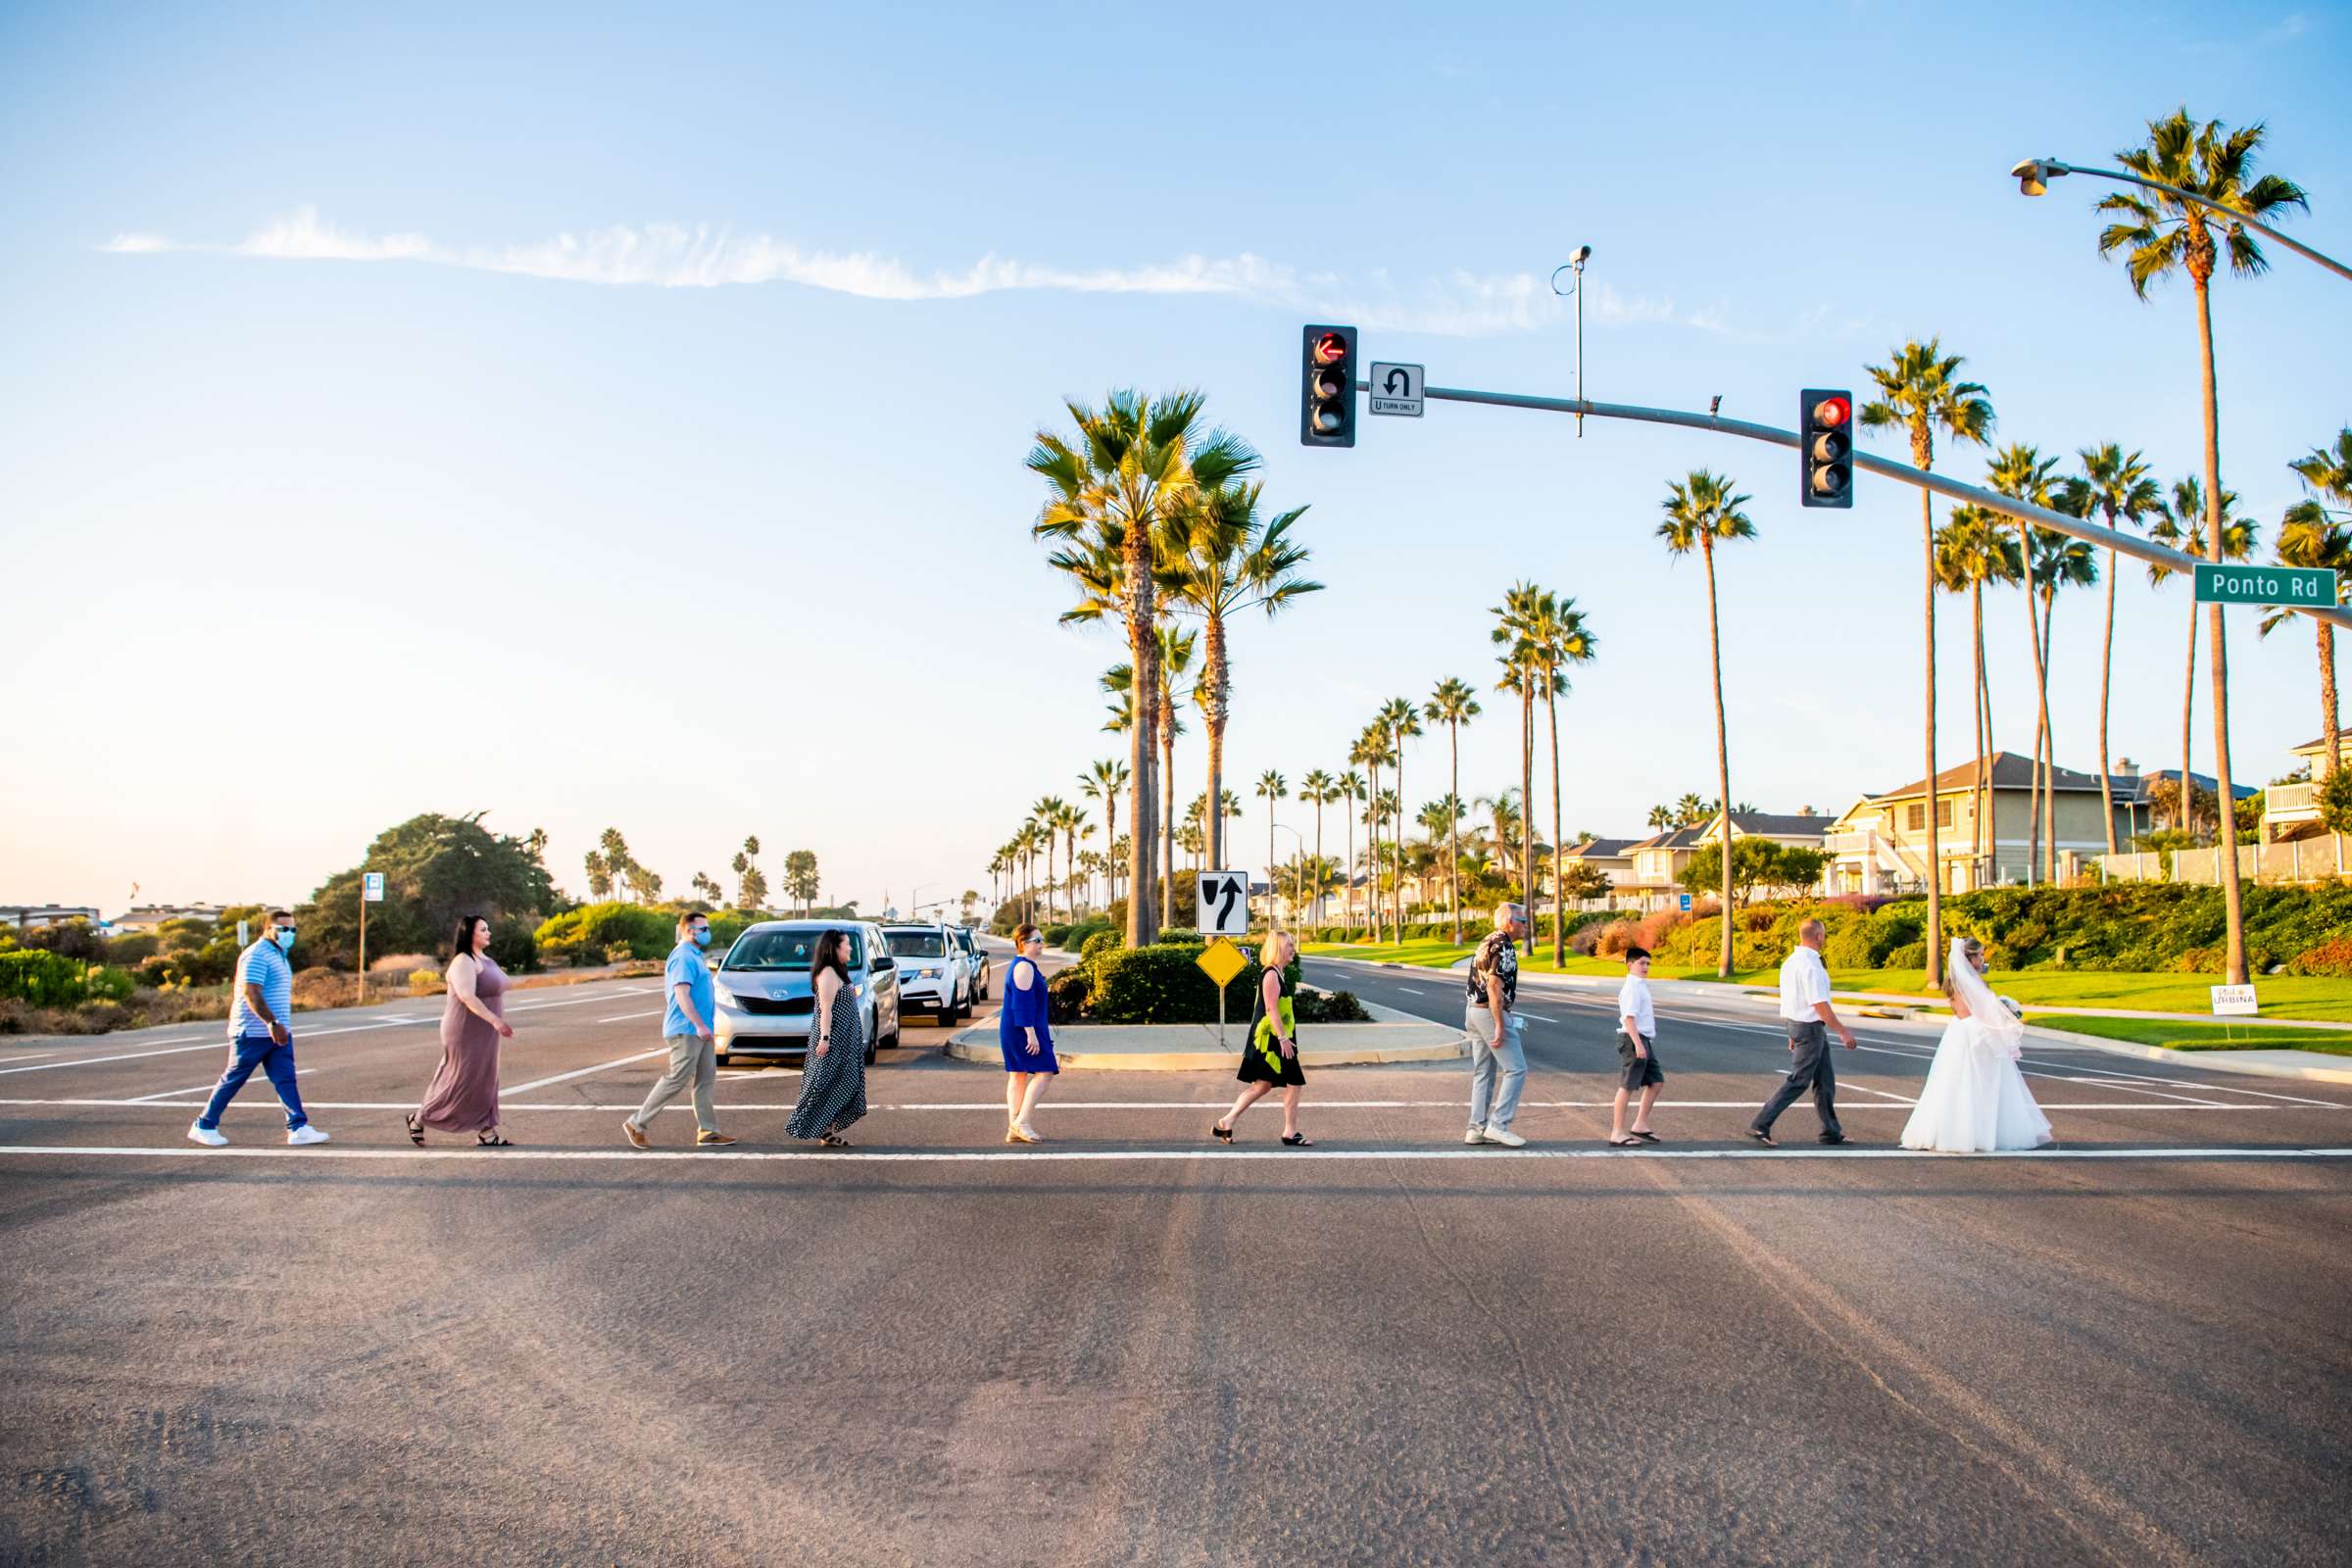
[998, 924, 1057, 1144]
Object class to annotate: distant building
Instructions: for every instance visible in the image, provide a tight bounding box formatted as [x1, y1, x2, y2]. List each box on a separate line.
[1, 905, 101, 930]
[2261, 735, 2352, 842]
[106, 904, 229, 934]
[1624, 810, 1829, 900]
[1556, 837, 1641, 890]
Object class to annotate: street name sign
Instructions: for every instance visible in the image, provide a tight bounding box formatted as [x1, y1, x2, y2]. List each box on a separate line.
[1198, 871, 1250, 936]
[2193, 564, 2338, 607]
[1196, 936, 1249, 990]
[1367, 362, 1424, 416]
[2210, 983, 2258, 1016]
[363, 871, 385, 903]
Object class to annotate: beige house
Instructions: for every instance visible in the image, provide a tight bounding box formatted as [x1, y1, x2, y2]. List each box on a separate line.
[1825, 752, 2154, 894]
[2262, 734, 2351, 842]
[1622, 811, 1829, 902]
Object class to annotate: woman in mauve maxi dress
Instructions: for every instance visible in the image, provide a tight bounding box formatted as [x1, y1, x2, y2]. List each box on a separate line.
[409, 914, 516, 1148]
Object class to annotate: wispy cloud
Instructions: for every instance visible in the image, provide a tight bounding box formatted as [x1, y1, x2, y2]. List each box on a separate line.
[103, 207, 1736, 338]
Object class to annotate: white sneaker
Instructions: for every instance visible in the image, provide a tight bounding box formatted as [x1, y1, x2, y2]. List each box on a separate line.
[1464, 1126, 1487, 1146]
[1482, 1127, 1528, 1149]
[286, 1125, 330, 1147]
[187, 1122, 227, 1148]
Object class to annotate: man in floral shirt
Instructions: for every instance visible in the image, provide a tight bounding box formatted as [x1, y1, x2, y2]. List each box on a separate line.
[1463, 902, 1531, 1147]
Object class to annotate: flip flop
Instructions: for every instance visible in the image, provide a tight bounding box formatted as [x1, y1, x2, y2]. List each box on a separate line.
[1607, 1136, 1642, 1148]
[1630, 1130, 1663, 1144]
[1281, 1132, 1314, 1148]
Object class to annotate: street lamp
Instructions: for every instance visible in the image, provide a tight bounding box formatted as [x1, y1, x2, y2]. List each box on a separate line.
[1549, 244, 1592, 436]
[2008, 157, 2352, 284]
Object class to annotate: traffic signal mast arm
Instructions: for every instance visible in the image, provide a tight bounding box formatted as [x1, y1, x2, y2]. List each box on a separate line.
[1380, 377, 2352, 631]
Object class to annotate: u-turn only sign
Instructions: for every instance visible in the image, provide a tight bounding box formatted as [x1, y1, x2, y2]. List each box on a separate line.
[1368, 362, 1424, 416]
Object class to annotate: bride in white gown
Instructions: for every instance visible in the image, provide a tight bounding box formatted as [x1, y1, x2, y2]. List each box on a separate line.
[1900, 937, 2054, 1152]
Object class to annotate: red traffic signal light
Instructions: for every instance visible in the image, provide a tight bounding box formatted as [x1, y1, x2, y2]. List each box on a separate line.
[1299, 324, 1357, 448]
[1799, 387, 1853, 509]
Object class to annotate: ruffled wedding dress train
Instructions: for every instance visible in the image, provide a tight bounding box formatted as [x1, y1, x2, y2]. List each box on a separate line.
[1899, 1015, 2054, 1152]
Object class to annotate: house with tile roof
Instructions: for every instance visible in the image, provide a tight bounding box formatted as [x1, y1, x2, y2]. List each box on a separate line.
[1622, 810, 1830, 900]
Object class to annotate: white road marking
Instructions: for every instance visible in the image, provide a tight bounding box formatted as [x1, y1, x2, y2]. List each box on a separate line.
[0, 1040, 237, 1075]
[1518, 1012, 1560, 1023]
[594, 1009, 666, 1024]
[0, 1096, 2292, 1114]
[0, 1053, 61, 1063]
[499, 1049, 671, 1094]
[2, 1144, 2345, 1165]
[124, 1068, 315, 1103]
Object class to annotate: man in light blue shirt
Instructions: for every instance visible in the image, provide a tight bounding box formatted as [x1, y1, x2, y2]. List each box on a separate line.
[622, 911, 736, 1149]
[188, 910, 329, 1148]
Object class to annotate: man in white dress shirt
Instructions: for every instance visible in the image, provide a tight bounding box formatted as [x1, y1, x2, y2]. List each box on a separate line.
[1748, 917, 1857, 1147]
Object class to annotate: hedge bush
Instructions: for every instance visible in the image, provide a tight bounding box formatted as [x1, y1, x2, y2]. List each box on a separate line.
[0, 951, 87, 1005]
[1079, 928, 1125, 961]
[1078, 943, 1303, 1024]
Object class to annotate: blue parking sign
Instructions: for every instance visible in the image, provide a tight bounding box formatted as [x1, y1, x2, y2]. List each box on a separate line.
[1678, 893, 1691, 911]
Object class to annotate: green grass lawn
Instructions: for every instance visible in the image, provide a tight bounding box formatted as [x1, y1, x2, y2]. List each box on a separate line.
[2022, 1013, 2352, 1056]
[1298, 941, 2352, 1022]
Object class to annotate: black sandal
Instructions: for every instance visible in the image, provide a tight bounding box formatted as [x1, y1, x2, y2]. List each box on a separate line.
[476, 1130, 514, 1148]
[405, 1112, 424, 1147]
[1607, 1136, 1642, 1148]
[819, 1132, 852, 1148]
[1211, 1121, 1234, 1144]
[1631, 1130, 1663, 1144]
[1281, 1132, 1314, 1148]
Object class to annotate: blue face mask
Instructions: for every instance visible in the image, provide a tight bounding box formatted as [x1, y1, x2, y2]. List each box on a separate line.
[272, 927, 296, 952]
[693, 930, 711, 948]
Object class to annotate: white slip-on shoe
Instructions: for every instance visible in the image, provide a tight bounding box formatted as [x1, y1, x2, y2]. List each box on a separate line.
[1464, 1127, 1487, 1146]
[286, 1125, 330, 1146]
[1482, 1127, 1528, 1149]
[187, 1122, 227, 1148]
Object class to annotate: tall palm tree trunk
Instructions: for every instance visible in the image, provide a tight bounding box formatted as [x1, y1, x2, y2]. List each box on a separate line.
[1446, 720, 1463, 946]
[1390, 735, 1406, 943]
[2039, 588, 2059, 884]
[1917, 463, 1943, 988]
[1160, 716, 1176, 929]
[2320, 624, 2341, 783]
[1703, 537, 1734, 976]
[2097, 555, 2121, 856]
[1128, 631, 1159, 948]
[1311, 799, 1325, 928]
[2194, 275, 2248, 984]
[1545, 679, 1566, 969]
[1343, 800, 1356, 943]
[1519, 684, 1535, 933]
[1204, 614, 1229, 872]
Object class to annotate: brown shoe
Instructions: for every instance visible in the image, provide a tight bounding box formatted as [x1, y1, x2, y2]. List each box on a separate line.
[622, 1118, 651, 1150]
[696, 1130, 739, 1148]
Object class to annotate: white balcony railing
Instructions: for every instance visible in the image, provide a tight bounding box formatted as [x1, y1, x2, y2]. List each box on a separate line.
[2266, 780, 2320, 818]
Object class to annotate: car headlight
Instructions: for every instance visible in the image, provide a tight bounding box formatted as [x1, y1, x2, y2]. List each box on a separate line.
[916, 966, 939, 978]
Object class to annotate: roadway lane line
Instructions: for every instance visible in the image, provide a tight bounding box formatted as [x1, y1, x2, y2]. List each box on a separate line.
[501, 989, 660, 1014]
[124, 1068, 315, 1103]
[0, 1040, 242, 1075]
[594, 1009, 666, 1023]
[500, 1049, 671, 1094]
[2, 1145, 2345, 1164]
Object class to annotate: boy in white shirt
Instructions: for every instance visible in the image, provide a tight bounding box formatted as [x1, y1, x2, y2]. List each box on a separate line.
[1611, 947, 1664, 1146]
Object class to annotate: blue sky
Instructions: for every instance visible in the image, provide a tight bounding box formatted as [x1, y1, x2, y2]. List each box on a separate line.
[3, 1, 2346, 916]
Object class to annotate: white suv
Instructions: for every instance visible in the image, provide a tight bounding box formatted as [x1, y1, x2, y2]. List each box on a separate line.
[879, 922, 969, 1025]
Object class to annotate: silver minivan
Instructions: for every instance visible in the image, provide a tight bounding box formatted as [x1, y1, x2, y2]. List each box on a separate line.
[712, 919, 902, 1066]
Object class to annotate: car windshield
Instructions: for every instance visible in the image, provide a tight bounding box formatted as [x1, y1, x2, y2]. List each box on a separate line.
[886, 931, 947, 958]
[724, 929, 864, 970]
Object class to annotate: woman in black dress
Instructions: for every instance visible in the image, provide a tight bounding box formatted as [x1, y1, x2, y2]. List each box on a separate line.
[1210, 931, 1311, 1147]
[787, 929, 867, 1148]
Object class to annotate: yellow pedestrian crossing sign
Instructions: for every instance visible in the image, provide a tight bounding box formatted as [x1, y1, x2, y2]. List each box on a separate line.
[1196, 935, 1249, 989]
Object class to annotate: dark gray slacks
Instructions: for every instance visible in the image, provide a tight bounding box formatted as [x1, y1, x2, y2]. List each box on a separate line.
[1752, 1020, 1842, 1137]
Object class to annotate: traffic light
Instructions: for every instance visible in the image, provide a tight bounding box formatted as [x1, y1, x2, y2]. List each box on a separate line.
[1799, 388, 1853, 508]
[1299, 324, 1357, 448]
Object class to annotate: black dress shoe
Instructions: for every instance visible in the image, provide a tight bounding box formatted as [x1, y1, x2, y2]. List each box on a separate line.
[1817, 1133, 1849, 1146]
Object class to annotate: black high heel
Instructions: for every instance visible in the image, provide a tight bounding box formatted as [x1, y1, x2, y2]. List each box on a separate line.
[404, 1112, 424, 1147]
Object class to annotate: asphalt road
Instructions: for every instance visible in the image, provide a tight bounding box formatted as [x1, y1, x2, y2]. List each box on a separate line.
[2, 945, 2346, 1566]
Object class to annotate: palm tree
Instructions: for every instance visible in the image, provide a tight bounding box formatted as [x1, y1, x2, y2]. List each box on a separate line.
[1080, 759, 1131, 909]
[1935, 504, 2025, 884]
[1162, 480, 1323, 872]
[1987, 445, 2069, 875]
[1056, 804, 1089, 919]
[1861, 339, 1995, 987]
[1491, 583, 1547, 926]
[1254, 769, 1288, 921]
[1352, 728, 1394, 941]
[2149, 478, 2257, 837]
[1524, 592, 1597, 968]
[1298, 769, 1337, 925]
[1657, 470, 1753, 974]
[1673, 792, 1706, 828]
[1644, 803, 1673, 832]
[2097, 110, 2308, 984]
[1336, 770, 1366, 938]
[1031, 797, 1071, 920]
[1478, 790, 1524, 891]
[1030, 390, 1255, 946]
[1376, 697, 1423, 942]
[1423, 677, 1482, 943]
[2268, 431, 2352, 783]
[1102, 628, 1198, 927]
[2078, 443, 2164, 854]
[2027, 521, 2099, 881]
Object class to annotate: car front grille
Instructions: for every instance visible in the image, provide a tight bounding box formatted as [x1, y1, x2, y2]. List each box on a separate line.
[733, 993, 813, 1016]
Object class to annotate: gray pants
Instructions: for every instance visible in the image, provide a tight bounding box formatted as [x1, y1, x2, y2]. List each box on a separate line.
[1465, 1004, 1527, 1132]
[632, 1032, 717, 1134]
[1753, 1020, 1841, 1138]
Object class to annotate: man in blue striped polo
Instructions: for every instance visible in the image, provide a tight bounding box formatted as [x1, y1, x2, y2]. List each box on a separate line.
[187, 909, 330, 1148]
